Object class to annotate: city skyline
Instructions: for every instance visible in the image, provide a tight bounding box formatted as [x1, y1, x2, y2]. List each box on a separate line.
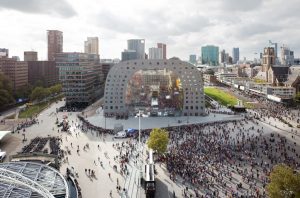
[0, 0, 300, 60]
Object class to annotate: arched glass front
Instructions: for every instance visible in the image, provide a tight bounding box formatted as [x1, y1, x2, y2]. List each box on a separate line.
[125, 69, 183, 116]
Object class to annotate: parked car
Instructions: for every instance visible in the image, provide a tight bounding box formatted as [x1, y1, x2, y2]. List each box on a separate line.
[114, 131, 127, 139]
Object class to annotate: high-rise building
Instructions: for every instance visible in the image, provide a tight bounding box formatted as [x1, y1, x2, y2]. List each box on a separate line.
[219, 49, 226, 64]
[0, 58, 28, 91]
[157, 43, 167, 59]
[201, 45, 219, 66]
[56, 52, 102, 106]
[0, 48, 9, 57]
[84, 37, 99, 55]
[232, 48, 239, 64]
[121, 50, 137, 61]
[28, 61, 58, 87]
[47, 30, 63, 61]
[189, 55, 197, 65]
[127, 39, 145, 59]
[24, 51, 38, 61]
[281, 46, 294, 66]
[148, 47, 163, 59]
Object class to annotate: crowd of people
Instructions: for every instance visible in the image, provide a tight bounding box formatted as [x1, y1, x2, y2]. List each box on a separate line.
[252, 97, 300, 126]
[16, 118, 37, 131]
[164, 118, 300, 197]
[77, 115, 114, 135]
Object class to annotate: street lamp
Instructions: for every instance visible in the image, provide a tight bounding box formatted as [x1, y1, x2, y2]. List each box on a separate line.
[138, 110, 142, 197]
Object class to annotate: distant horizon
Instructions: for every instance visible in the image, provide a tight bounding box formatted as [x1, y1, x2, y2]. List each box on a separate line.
[0, 0, 299, 61]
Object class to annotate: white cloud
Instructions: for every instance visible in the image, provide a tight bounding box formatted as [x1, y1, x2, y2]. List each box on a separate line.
[0, 0, 76, 17]
[0, 0, 299, 60]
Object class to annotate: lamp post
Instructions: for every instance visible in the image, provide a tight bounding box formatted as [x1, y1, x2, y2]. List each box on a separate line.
[138, 110, 142, 197]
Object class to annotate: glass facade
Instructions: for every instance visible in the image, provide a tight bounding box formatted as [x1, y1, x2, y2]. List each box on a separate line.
[125, 69, 183, 116]
[201, 45, 219, 66]
[56, 53, 101, 106]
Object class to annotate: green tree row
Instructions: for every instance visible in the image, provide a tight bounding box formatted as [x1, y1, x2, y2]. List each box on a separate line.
[0, 72, 14, 107]
[30, 84, 62, 102]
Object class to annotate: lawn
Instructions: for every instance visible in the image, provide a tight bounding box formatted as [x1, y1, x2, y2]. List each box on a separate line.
[18, 102, 48, 119]
[18, 94, 64, 119]
[204, 87, 237, 106]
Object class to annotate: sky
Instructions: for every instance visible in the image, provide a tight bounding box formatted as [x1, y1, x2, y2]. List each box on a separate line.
[0, 0, 300, 61]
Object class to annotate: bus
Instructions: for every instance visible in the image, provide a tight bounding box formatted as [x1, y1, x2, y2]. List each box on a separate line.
[144, 164, 156, 198]
[144, 149, 156, 197]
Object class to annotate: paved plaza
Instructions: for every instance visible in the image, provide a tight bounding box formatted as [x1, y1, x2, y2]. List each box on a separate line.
[0, 99, 299, 197]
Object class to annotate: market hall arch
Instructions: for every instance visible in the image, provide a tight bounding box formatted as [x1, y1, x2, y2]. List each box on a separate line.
[103, 59, 205, 117]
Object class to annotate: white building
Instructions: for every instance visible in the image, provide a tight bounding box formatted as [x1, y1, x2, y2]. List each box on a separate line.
[148, 47, 163, 59]
[281, 46, 294, 66]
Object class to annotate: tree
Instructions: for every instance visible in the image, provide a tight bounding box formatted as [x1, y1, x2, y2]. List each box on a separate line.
[30, 87, 51, 101]
[267, 164, 300, 198]
[0, 72, 13, 94]
[14, 85, 32, 99]
[0, 72, 14, 108]
[147, 128, 169, 154]
[48, 84, 62, 95]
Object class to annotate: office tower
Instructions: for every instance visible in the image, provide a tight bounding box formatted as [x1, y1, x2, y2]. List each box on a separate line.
[127, 39, 145, 59]
[24, 51, 38, 61]
[157, 43, 167, 59]
[47, 30, 63, 61]
[201, 45, 219, 66]
[56, 52, 101, 105]
[28, 61, 58, 87]
[228, 56, 233, 64]
[262, 47, 275, 72]
[84, 37, 99, 55]
[0, 48, 9, 57]
[100, 59, 115, 81]
[121, 50, 137, 61]
[12, 56, 20, 61]
[281, 46, 294, 66]
[232, 48, 240, 64]
[189, 55, 197, 65]
[225, 53, 230, 64]
[148, 47, 163, 59]
[219, 50, 226, 64]
[0, 58, 28, 91]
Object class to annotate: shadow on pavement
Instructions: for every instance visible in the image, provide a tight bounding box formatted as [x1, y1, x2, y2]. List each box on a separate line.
[156, 177, 174, 198]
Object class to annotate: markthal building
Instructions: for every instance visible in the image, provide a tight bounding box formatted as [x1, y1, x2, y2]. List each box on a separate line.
[103, 59, 205, 117]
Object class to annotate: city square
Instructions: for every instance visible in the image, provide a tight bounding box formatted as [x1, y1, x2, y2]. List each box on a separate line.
[1, 0, 300, 197]
[0, 89, 300, 197]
